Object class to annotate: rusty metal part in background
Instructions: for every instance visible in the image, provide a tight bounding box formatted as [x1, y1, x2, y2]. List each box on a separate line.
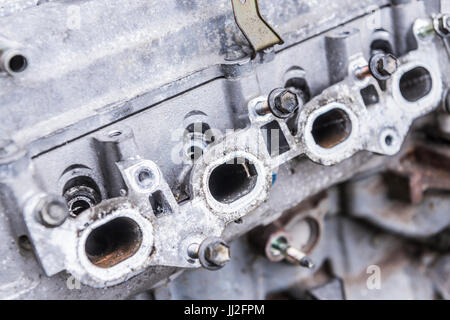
[0, 0, 449, 300]
[231, 0, 284, 54]
[386, 143, 450, 205]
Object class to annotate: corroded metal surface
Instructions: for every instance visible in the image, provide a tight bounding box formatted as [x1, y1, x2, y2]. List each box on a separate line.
[0, 0, 448, 300]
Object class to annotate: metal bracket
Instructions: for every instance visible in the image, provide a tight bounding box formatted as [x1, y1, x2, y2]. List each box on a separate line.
[231, 0, 284, 54]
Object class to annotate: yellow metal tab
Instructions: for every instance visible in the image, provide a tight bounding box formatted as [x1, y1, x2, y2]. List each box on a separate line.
[231, 0, 284, 54]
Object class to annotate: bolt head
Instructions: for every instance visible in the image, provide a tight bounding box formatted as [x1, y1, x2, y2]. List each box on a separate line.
[274, 90, 299, 114]
[37, 196, 69, 227]
[377, 54, 398, 76]
[440, 15, 450, 34]
[369, 53, 398, 81]
[433, 14, 450, 37]
[205, 242, 231, 267]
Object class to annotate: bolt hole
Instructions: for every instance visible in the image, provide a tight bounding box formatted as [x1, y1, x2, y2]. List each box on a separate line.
[70, 199, 92, 217]
[18, 235, 32, 251]
[208, 157, 258, 204]
[385, 135, 393, 146]
[63, 176, 101, 217]
[85, 217, 142, 268]
[136, 168, 155, 189]
[8, 54, 27, 73]
[311, 108, 352, 149]
[108, 130, 122, 138]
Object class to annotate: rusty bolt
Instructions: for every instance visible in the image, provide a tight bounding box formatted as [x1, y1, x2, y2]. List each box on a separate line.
[271, 236, 315, 269]
[377, 55, 398, 75]
[205, 242, 231, 267]
[415, 20, 435, 40]
[274, 90, 299, 114]
[369, 53, 398, 81]
[198, 237, 231, 270]
[355, 65, 371, 80]
[268, 88, 302, 118]
[36, 195, 69, 227]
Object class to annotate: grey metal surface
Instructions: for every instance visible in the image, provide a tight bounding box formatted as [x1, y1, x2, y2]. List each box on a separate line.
[153, 215, 439, 300]
[0, 0, 388, 155]
[0, 0, 448, 299]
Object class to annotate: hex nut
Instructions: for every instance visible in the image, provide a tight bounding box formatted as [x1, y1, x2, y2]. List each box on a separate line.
[274, 90, 299, 114]
[205, 242, 230, 266]
[438, 15, 450, 35]
[268, 88, 301, 118]
[369, 53, 398, 81]
[36, 196, 69, 227]
[378, 55, 397, 75]
[198, 237, 231, 270]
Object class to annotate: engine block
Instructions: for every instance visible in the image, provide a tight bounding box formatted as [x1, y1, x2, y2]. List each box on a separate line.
[0, 0, 449, 299]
